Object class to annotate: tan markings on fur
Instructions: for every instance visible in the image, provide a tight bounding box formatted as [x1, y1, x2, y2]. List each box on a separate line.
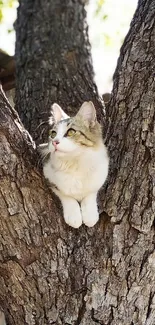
[67, 115, 102, 147]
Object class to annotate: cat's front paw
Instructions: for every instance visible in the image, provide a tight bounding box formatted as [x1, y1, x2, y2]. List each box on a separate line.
[64, 213, 82, 228]
[81, 194, 99, 227]
[82, 210, 99, 227]
[62, 198, 82, 228]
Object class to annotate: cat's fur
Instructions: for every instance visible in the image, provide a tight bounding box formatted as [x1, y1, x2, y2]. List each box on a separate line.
[39, 101, 109, 228]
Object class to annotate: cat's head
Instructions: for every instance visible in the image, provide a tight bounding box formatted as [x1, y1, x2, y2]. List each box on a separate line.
[48, 101, 102, 156]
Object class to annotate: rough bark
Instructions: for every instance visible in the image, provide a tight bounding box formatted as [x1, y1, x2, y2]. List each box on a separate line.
[0, 88, 112, 325]
[102, 0, 155, 323]
[15, 0, 103, 144]
[1, 0, 155, 325]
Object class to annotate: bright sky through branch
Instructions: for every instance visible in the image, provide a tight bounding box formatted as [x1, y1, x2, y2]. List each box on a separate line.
[87, 0, 138, 93]
[0, 0, 138, 94]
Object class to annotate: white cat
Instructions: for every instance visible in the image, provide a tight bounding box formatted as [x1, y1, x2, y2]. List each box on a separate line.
[39, 101, 109, 228]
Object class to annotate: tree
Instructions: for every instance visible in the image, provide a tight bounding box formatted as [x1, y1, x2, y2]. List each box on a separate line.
[0, 0, 155, 324]
[15, 0, 103, 143]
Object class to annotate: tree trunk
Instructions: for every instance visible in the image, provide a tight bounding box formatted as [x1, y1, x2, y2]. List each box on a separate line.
[0, 88, 110, 325]
[1, 0, 155, 324]
[15, 0, 103, 144]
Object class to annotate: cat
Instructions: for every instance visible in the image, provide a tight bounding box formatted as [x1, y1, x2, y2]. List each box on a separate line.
[39, 101, 109, 228]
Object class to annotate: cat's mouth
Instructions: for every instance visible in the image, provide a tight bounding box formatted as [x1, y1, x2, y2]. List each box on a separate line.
[53, 147, 63, 153]
[52, 143, 59, 152]
[52, 143, 65, 153]
[54, 148, 58, 152]
[53, 147, 68, 155]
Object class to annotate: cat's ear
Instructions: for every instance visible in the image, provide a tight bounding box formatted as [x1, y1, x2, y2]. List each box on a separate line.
[49, 103, 69, 124]
[76, 101, 96, 125]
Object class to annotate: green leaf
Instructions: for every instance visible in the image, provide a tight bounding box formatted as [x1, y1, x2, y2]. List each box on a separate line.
[0, 9, 3, 22]
[8, 28, 13, 33]
[102, 14, 108, 20]
[95, 0, 105, 16]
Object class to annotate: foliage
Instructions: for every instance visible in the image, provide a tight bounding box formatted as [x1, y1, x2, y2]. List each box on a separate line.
[95, 0, 106, 16]
[92, 0, 138, 48]
[0, 0, 17, 23]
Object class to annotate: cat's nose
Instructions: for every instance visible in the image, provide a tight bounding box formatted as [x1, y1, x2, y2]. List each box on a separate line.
[53, 140, 60, 146]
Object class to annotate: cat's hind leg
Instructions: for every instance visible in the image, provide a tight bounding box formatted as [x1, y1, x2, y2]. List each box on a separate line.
[81, 193, 99, 227]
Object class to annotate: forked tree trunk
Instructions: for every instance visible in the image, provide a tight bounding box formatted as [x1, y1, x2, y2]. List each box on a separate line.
[15, 0, 103, 144]
[0, 0, 155, 324]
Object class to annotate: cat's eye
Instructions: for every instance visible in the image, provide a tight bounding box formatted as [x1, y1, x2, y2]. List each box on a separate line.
[49, 130, 57, 138]
[66, 128, 76, 137]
